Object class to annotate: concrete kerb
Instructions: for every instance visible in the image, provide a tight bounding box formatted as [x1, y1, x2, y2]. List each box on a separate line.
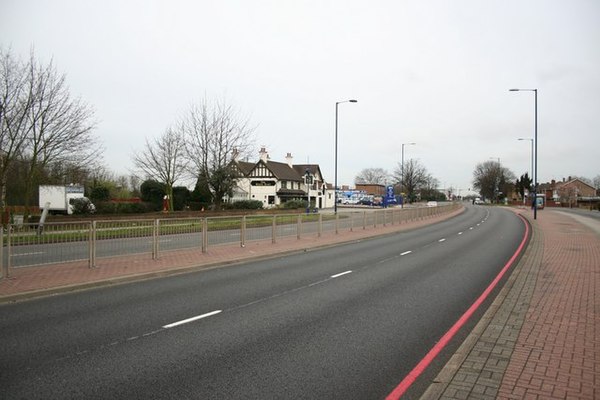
[0, 205, 465, 304]
[420, 208, 542, 399]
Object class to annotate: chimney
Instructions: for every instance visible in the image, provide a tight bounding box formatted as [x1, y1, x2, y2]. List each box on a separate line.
[232, 148, 240, 162]
[259, 146, 268, 163]
[285, 152, 293, 167]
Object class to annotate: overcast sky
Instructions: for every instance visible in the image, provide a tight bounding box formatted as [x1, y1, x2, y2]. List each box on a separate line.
[2, 0, 599, 194]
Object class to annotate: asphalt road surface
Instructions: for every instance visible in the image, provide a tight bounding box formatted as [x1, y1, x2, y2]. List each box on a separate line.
[0, 205, 527, 399]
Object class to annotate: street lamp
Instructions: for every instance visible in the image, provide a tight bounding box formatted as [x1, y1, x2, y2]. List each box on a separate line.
[510, 88, 538, 219]
[334, 99, 357, 214]
[401, 142, 416, 208]
[518, 138, 534, 199]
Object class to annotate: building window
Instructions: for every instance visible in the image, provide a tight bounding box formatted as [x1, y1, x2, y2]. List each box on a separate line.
[281, 181, 287, 189]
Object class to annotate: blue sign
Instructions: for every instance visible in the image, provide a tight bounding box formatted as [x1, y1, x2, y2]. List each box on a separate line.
[386, 185, 394, 199]
[383, 185, 397, 207]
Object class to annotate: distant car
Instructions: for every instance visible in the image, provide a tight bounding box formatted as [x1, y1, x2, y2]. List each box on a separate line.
[426, 201, 438, 207]
[359, 198, 373, 206]
[474, 198, 484, 205]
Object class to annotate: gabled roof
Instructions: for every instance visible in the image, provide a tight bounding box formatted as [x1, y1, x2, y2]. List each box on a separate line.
[556, 178, 595, 191]
[293, 164, 323, 180]
[232, 157, 326, 183]
[265, 161, 303, 181]
[234, 161, 255, 176]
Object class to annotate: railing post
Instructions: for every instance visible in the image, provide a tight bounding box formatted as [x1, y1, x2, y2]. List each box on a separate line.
[91, 221, 97, 268]
[297, 214, 302, 239]
[0, 226, 4, 279]
[335, 212, 339, 234]
[241, 216, 246, 247]
[202, 218, 208, 253]
[318, 213, 322, 237]
[363, 211, 367, 230]
[87, 222, 92, 268]
[272, 215, 277, 244]
[153, 219, 160, 260]
[7, 223, 12, 274]
[350, 212, 354, 232]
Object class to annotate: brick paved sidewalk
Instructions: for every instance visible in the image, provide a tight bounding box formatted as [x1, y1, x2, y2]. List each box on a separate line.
[421, 209, 600, 400]
[0, 207, 463, 303]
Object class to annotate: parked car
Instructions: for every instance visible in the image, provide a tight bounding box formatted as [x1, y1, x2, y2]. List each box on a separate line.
[426, 201, 438, 207]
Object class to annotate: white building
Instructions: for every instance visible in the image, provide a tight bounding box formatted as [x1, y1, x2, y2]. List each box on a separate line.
[230, 147, 334, 209]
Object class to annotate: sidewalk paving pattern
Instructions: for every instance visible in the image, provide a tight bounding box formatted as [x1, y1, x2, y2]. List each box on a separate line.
[421, 209, 600, 400]
[1, 207, 598, 399]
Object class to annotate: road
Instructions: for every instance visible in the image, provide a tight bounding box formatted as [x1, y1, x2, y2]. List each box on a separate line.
[0, 205, 527, 399]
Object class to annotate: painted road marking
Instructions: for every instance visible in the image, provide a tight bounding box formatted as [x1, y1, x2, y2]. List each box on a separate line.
[438, 238, 446, 242]
[458, 232, 463, 235]
[400, 251, 412, 256]
[163, 310, 222, 329]
[331, 270, 352, 278]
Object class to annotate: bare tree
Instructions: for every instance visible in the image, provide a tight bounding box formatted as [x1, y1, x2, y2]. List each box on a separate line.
[133, 127, 188, 211]
[181, 97, 255, 208]
[392, 158, 430, 202]
[20, 51, 99, 211]
[0, 48, 31, 211]
[354, 168, 389, 185]
[472, 160, 516, 202]
[593, 175, 600, 191]
[1, 48, 99, 213]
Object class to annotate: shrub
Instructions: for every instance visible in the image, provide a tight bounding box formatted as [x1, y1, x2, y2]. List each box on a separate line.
[173, 186, 191, 211]
[282, 199, 307, 209]
[140, 180, 165, 210]
[71, 197, 95, 215]
[89, 184, 111, 202]
[225, 200, 263, 210]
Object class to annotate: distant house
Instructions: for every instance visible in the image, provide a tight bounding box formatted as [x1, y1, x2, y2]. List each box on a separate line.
[538, 177, 597, 207]
[355, 184, 386, 197]
[230, 147, 333, 209]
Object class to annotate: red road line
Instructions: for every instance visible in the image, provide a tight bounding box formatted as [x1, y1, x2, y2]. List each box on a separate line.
[386, 213, 530, 399]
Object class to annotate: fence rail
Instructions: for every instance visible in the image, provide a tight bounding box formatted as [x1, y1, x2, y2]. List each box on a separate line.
[1, 204, 459, 278]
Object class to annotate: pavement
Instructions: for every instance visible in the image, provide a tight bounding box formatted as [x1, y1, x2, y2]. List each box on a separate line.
[421, 208, 600, 400]
[1, 206, 599, 399]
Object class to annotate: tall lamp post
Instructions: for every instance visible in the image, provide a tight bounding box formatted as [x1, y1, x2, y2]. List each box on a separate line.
[334, 99, 357, 214]
[510, 88, 538, 219]
[518, 137, 534, 201]
[401, 142, 416, 208]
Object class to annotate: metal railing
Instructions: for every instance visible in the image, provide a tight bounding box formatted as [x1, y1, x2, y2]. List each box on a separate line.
[1, 203, 459, 277]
